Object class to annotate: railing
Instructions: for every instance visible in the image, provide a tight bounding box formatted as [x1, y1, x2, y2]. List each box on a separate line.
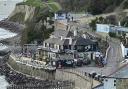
[104, 46, 111, 64]
[56, 69, 100, 89]
[7, 80, 74, 89]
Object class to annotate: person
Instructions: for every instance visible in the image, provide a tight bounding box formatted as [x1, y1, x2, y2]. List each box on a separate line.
[71, 16, 73, 21]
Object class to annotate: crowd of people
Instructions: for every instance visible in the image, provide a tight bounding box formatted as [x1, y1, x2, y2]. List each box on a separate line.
[0, 55, 74, 89]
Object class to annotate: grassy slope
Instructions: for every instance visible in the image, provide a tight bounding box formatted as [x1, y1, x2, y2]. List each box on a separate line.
[20, 0, 61, 12]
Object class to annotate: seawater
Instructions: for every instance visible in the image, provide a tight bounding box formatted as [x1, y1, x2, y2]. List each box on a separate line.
[0, 76, 9, 89]
[0, 0, 23, 89]
[0, 0, 23, 40]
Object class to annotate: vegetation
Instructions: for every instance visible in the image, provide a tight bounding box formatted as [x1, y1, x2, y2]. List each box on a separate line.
[54, 0, 128, 15]
[21, 21, 54, 45]
[121, 16, 128, 27]
[89, 17, 109, 31]
[9, 12, 25, 24]
[108, 32, 117, 38]
[89, 15, 119, 31]
[21, 0, 61, 12]
[11, 0, 61, 45]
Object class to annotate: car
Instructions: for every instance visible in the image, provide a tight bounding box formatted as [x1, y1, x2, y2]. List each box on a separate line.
[74, 59, 83, 67]
[52, 59, 75, 68]
[82, 59, 91, 65]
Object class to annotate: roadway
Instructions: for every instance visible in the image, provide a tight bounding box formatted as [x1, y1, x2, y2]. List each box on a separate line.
[56, 17, 124, 76]
[69, 31, 123, 76]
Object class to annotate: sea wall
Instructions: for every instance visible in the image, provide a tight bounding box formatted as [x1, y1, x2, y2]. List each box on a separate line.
[55, 69, 100, 89]
[8, 55, 56, 80]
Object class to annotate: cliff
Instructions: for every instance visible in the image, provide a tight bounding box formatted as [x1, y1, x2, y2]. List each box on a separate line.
[7, 0, 61, 45]
[8, 5, 35, 23]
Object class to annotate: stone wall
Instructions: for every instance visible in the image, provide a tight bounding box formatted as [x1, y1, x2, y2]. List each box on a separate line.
[8, 55, 100, 89]
[116, 79, 128, 89]
[8, 55, 56, 80]
[55, 69, 100, 89]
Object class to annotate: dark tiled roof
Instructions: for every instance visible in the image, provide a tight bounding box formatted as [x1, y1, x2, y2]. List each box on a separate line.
[74, 37, 95, 46]
[63, 39, 69, 45]
[52, 30, 73, 38]
[44, 38, 64, 45]
[45, 36, 95, 46]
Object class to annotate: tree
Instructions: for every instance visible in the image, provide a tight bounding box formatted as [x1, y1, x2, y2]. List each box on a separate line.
[88, 0, 107, 15]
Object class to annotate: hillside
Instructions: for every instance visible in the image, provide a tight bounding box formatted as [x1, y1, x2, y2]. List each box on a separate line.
[8, 0, 61, 45]
[54, 0, 128, 15]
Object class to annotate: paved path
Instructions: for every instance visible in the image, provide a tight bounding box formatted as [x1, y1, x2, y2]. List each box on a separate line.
[56, 18, 124, 76]
[73, 36, 123, 76]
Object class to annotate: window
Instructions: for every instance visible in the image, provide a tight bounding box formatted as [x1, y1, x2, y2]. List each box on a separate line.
[77, 46, 84, 52]
[49, 43, 54, 48]
[45, 43, 47, 47]
[127, 50, 128, 56]
[58, 13, 62, 16]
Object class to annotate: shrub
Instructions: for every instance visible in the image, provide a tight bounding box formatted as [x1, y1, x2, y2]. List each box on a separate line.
[109, 32, 116, 37]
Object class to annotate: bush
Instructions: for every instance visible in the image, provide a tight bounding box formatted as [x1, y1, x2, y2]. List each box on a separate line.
[109, 32, 116, 37]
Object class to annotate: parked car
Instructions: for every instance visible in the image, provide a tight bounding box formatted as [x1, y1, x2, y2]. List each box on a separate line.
[82, 59, 91, 65]
[74, 59, 83, 67]
[51, 59, 75, 68]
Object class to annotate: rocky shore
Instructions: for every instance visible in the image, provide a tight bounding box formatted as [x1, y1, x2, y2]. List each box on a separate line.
[0, 55, 73, 89]
[0, 20, 24, 45]
[0, 20, 24, 33]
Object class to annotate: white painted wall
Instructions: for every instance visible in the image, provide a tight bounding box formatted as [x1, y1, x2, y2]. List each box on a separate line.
[103, 78, 116, 89]
[120, 42, 128, 58]
[55, 13, 66, 20]
[121, 43, 125, 58]
[96, 24, 110, 33]
[124, 48, 128, 58]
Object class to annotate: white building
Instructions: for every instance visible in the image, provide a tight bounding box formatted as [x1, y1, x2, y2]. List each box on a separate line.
[93, 64, 128, 89]
[55, 10, 68, 20]
[121, 42, 128, 58]
[96, 24, 111, 33]
[93, 78, 116, 89]
[96, 24, 128, 34]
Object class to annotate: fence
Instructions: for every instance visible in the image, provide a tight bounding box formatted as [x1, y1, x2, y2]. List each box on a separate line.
[8, 55, 56, 80]
[7, 80, 75, 89]
[8, 46, 101, 89]
[56, 69, 100, 89]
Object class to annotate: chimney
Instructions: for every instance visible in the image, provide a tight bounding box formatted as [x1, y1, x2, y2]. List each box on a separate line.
[74, 30, 77, 36]
[83, 34, 86, 39]
[61, 36, 63, 40]
[69, 37, 72, 45]
[118, 21, 121, 26]
[66, 25, 69, 30]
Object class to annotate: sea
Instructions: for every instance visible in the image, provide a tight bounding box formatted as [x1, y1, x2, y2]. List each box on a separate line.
[0, 0, 23, 88]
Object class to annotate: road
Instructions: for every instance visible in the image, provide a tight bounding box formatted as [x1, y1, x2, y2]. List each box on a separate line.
[56, 17, 124, 76]
[71, 34, 123, 76]
[61, 18, 123, 76]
